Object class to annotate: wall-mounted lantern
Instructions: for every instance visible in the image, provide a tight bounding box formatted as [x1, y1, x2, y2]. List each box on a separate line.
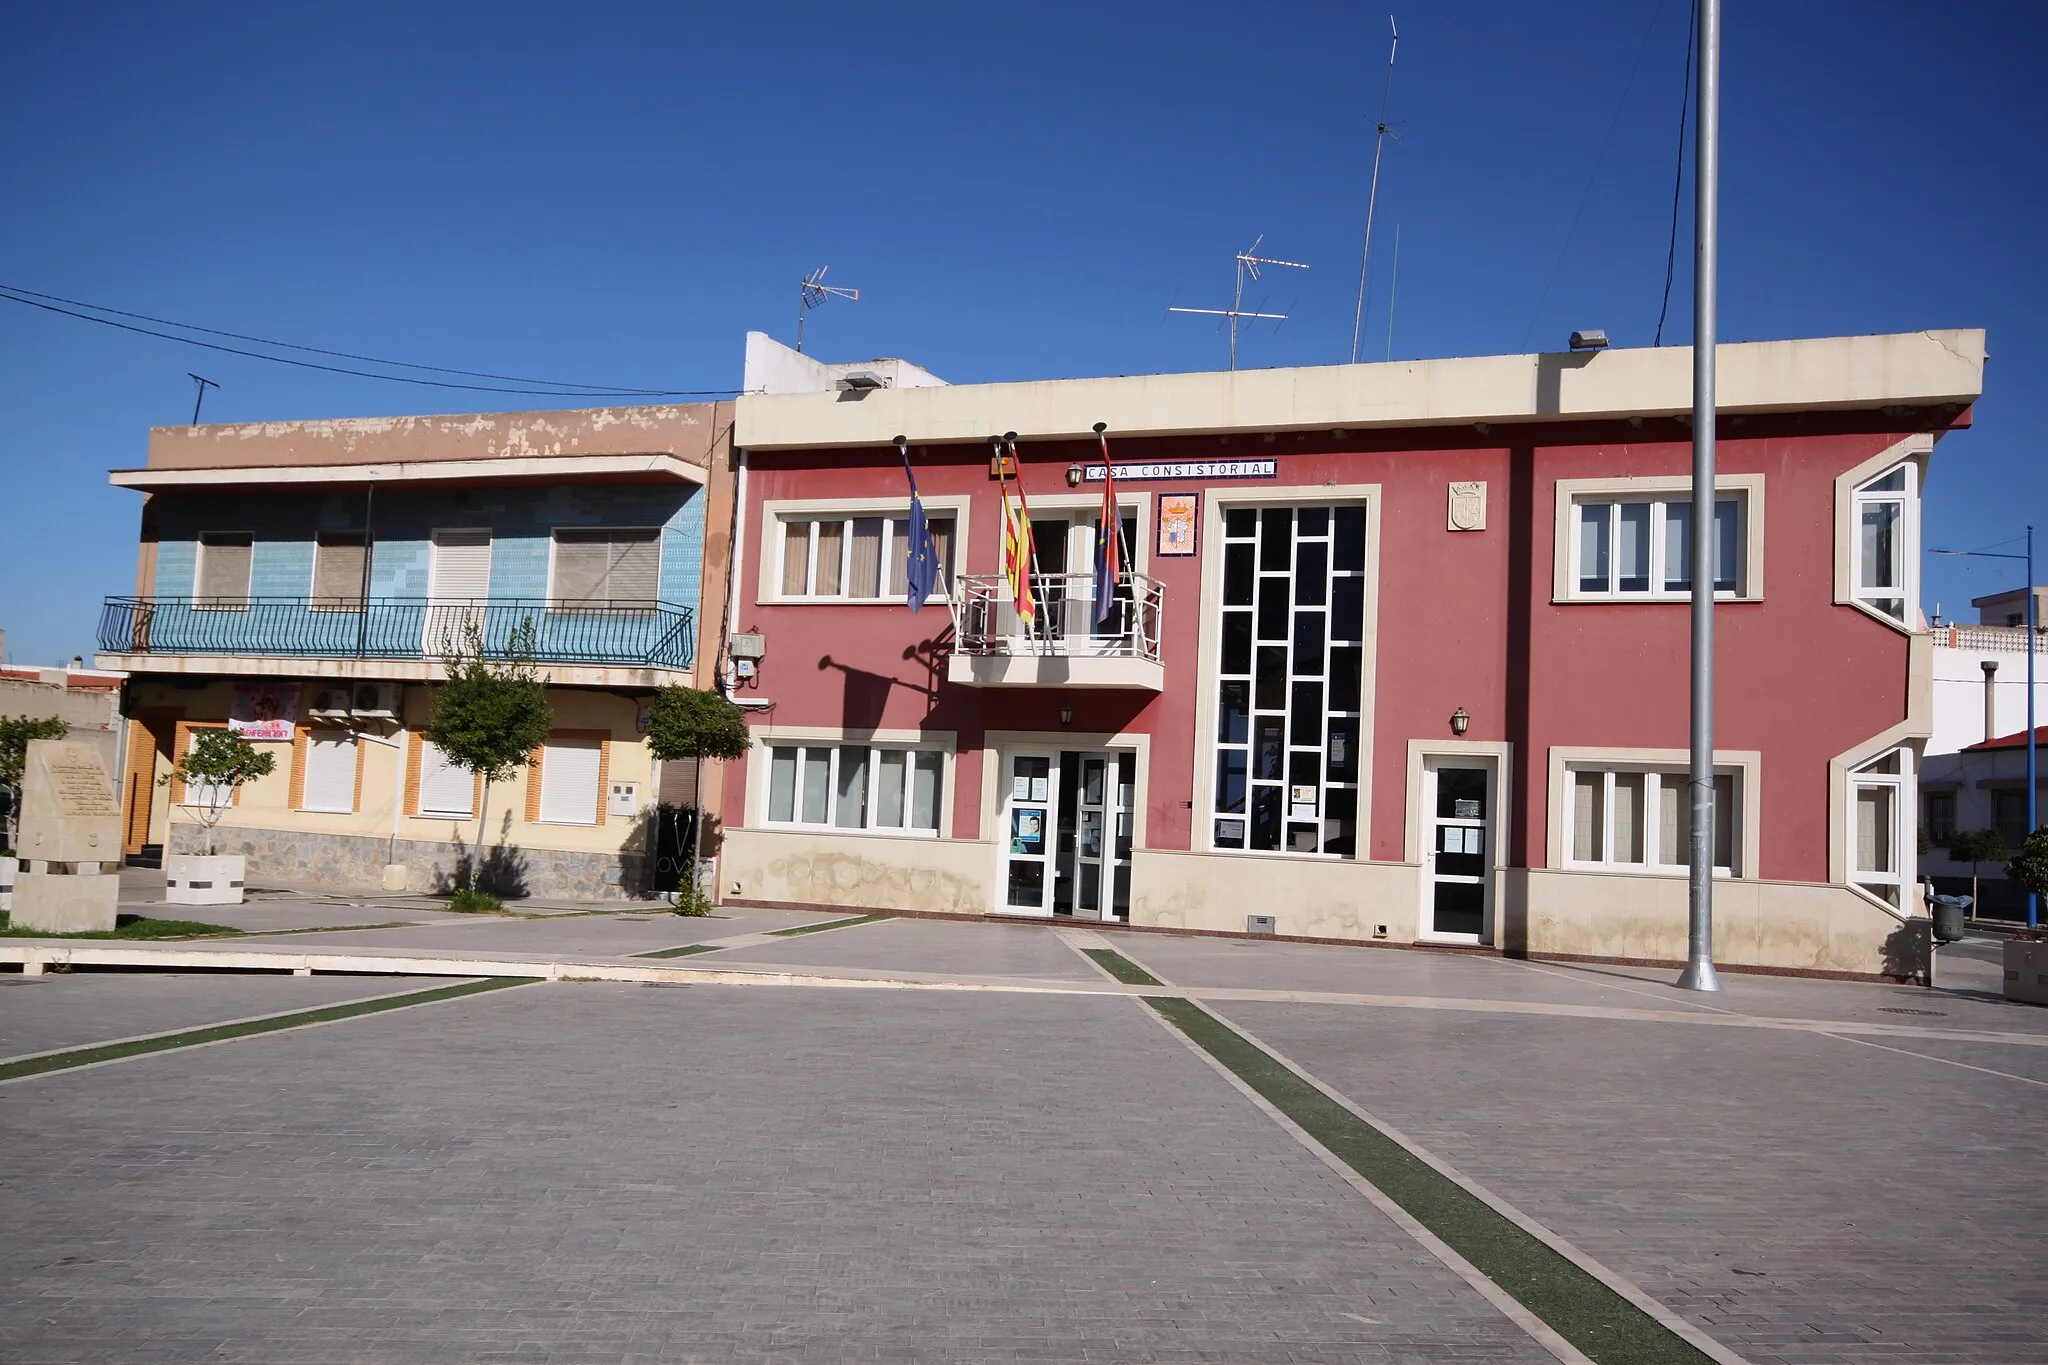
[1450, 706, 1470, 736]
[1059, 702, 1075, 728]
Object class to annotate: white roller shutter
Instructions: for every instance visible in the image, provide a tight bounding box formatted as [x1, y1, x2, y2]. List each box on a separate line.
[302, 733, 357, 813]
[418, 740, 475, 817]
[538, 737, 602, 825]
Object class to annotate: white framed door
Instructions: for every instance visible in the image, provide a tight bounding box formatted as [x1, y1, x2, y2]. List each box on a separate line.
[998, 747, 1137, 921]
[1421, 756, 1497, 943]
[1002, 752, 1057, 915]
[424, 528, 492, 654]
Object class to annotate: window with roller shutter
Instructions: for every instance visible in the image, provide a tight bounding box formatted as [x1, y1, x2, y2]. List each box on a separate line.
[300, 732, 358, 812]
[417, 739, 476, 817]
[537, 736, 604, 825]
[196, 533, 253, 610]
[552, 529, 660, 610]
[311, 533, 367, 612]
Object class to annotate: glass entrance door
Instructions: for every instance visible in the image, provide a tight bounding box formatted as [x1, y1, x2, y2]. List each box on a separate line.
[1001, 749, 1135, 920]
[1423, 759, 1494, 943]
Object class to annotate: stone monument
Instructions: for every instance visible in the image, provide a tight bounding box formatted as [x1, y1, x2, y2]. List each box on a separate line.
[10, 738, 122, 933]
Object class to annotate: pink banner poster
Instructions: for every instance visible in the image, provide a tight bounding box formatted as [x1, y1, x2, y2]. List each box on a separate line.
[229, 682, 300, 741]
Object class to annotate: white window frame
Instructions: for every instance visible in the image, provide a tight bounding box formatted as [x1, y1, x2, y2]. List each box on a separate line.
[1848, 747, 1914, 909]
[751, 729, 954, 837]
[1203, 498, 1373, 861]
[1554, 475, 1764, 603]
[1562, 765, 1738, 876]
[1547, 746, 1762, 879]
[1832, 435, 1930, 634]
[546, 525, 663, 609]
[757, 495, 971, 606]
[1849, 464, 1917, 626]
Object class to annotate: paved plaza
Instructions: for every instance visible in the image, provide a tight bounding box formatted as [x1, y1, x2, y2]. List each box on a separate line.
[2, 910, 2043, 1364]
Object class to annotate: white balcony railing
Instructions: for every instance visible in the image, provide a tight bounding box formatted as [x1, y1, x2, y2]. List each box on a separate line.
[949, 572, 1164, 682]
[1934, 624, 2048, 655]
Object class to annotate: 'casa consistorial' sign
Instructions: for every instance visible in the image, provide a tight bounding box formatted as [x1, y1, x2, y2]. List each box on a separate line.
[1084, 459, 1277, 482]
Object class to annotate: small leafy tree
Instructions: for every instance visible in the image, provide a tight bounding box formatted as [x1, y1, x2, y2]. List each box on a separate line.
[161, 729, 278, 856]
[1947, 827, 2008, 914]
[0, 716, 72, 853]
[425, 619, 553, 891]
[644, 685, 750, 912]
[2005, 826, 2048, 919]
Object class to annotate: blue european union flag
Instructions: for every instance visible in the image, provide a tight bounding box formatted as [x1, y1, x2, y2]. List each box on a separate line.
[898, 438, 941, 612]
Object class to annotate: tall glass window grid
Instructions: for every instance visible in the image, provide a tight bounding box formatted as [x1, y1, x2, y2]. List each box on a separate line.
[1574, 495, 1742, 597]
[1565, 765, 1738, 875]
[1852, 465, 1913, 622]
[1851, 748, 1912, 907]
[766, 744, 944, 834]
[1211, 504, 1367, 857]
[777, 514, 956, 601]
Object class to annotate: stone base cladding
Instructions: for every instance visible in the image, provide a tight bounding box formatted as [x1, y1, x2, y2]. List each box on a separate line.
[168, 825, 656, 902]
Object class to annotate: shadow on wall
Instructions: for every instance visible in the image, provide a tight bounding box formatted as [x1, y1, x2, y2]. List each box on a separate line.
[1495, 869, 1530, 956]
[435, 844, 532, 899]
[1878, 917, 1932, 984]
[646, 801, 723, 896]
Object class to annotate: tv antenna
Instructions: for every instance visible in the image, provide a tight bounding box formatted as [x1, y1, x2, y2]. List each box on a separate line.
[1349, 15, 1400, 364]
[1168, 236, 1309, 370]
[797, 266, 858, 354]
[188, 373, 219, 426]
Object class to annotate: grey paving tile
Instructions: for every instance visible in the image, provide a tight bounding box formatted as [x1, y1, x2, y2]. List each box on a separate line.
[0, 982, 1549, 1365]
[716, 917, 1105, 982]
[1221, 997, 2048, 1365]
[0, 972, 443, 1059]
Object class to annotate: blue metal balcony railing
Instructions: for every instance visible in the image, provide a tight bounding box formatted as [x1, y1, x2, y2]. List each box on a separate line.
[99, 597, 695, 670]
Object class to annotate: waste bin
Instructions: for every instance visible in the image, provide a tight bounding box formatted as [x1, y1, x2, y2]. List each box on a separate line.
[1930, 893, 1970, 944]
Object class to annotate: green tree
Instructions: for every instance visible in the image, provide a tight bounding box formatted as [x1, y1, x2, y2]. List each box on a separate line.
[1947, 827, 2008, 915]
[643, 685, 750, 912]
[2005, 826, 2048, 916]
[425, 620, 554, 890]
[161, 729, 278, 856]
[0, 715, 72, 852]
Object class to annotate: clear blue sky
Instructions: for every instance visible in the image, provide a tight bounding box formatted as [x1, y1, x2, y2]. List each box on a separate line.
[1, 0, 2040, 663]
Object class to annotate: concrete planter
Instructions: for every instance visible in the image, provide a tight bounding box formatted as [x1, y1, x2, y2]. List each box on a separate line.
[166, 853, 246, 906]
[2004, 939, 2048, 1005]
[0, 855, 15, 912]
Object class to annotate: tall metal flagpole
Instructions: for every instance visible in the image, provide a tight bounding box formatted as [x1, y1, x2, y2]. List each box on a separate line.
[2029, 525, 2038, 928]
[1677, 0, 1723, 992]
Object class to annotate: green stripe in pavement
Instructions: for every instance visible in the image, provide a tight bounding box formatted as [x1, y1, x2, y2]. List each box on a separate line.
[1081, 946, 1163, 986]
[766, 913, 891, 937]
[635, 942, 723, 959]
[0, 978, 530, 1084]
[1144, 993, 1714, 1365]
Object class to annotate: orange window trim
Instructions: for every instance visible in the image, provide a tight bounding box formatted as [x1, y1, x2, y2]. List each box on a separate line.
[408, 730, 484, 819]
[171, 720, 237, 807]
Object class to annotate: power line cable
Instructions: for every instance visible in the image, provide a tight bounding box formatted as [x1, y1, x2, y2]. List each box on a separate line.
[0, 286, 734, 398]
[1654, 0, 1698, 347]
[1517, 0, 1672, 351]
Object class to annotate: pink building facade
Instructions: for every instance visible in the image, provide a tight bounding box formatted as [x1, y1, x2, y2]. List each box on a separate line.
[710, 331, 1984, 977]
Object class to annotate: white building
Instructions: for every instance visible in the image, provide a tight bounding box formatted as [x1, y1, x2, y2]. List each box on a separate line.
[1920, 590, 2048, 918]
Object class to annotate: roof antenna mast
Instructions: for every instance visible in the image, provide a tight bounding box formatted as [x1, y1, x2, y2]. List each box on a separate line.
[1168, 235, 1309, 370]
[797, 266, 859, 354]
[1349, 16, 1400, 365]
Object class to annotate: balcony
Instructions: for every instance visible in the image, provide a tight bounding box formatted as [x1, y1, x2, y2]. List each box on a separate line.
[97, 596, 695, 682]
[948, 572, 1164, 690]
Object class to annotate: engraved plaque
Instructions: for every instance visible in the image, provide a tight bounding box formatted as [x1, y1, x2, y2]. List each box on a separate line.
[1448, 480, 1487, 532]
[43, 749, 120, 818]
